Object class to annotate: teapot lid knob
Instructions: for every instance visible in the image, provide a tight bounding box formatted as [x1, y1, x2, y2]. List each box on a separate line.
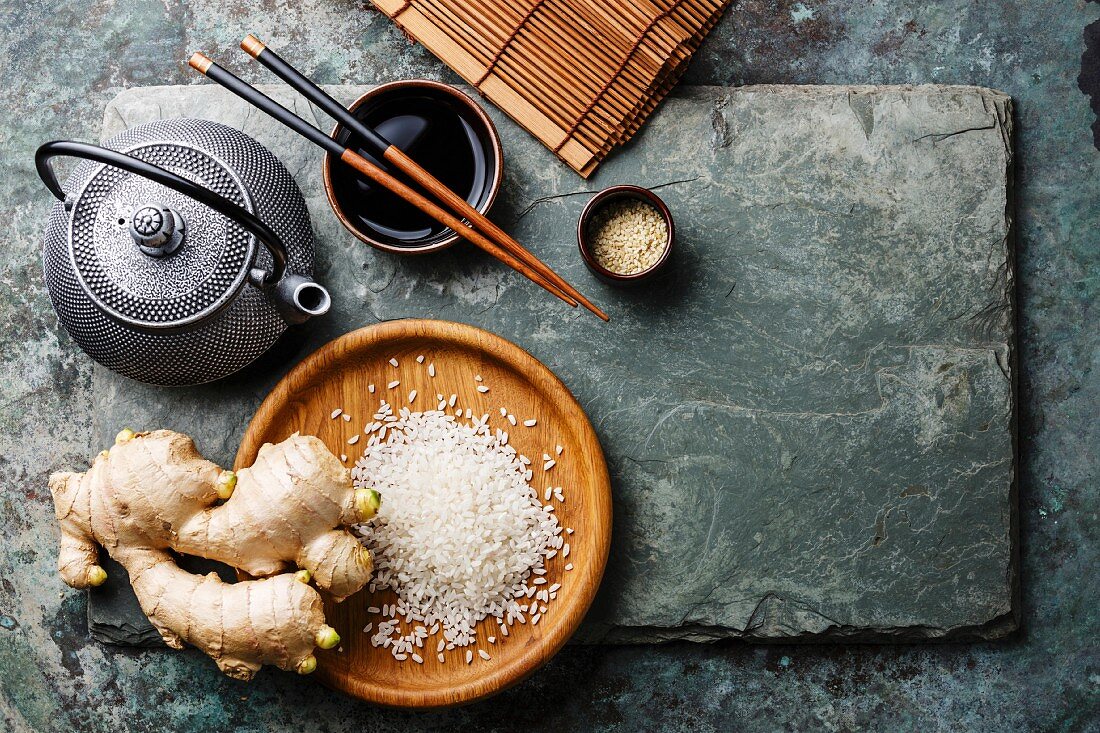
[129, 203, 185, 257]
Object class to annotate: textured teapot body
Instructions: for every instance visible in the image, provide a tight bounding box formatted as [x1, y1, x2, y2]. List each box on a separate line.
[40, 119, 324, 386]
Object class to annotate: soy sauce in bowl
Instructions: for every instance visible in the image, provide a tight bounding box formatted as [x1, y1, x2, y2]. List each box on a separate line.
[324, 81, 502, 254]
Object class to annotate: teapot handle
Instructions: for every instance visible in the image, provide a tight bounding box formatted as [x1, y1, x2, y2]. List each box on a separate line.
[35, 140, 287, 286]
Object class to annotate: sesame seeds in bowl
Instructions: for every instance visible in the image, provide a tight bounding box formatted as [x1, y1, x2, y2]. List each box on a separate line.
[577, 185, 674, 284]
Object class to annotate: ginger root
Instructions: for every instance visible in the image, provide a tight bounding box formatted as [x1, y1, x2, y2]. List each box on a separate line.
[48, 429, 379, 680]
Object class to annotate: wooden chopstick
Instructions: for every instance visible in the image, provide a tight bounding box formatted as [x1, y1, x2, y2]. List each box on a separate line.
[240, 35, 609, 322]
[187, 53, 585, 314]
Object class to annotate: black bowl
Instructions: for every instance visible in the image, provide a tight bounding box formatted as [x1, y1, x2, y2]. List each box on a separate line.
[323, 80, 503, 254]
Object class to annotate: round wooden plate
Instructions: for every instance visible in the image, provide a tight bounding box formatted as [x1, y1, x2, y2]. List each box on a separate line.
[235, 319, 611, 708]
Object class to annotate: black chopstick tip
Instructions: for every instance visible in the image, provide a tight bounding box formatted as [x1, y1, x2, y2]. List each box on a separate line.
[188, 52, 212, 74]
[241, 34, 266, 58]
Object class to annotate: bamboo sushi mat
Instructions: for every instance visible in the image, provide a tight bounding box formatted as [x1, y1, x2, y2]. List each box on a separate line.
[372, 0, 731, 177]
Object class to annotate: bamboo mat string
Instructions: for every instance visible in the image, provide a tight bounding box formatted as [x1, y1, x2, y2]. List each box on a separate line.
[474, 0, 548, 86]
[552, 1, 679, 153]
[389, 0, 418, 41]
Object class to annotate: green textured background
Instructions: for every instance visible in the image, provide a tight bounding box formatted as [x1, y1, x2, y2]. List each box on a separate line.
[0, 1, 1096, 731]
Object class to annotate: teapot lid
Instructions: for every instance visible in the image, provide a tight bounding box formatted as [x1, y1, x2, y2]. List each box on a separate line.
[67, 141, 257, 330]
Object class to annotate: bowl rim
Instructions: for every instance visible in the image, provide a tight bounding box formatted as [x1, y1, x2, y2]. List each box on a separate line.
[322, 79, 504, 255]
[576, 184, 675, 282]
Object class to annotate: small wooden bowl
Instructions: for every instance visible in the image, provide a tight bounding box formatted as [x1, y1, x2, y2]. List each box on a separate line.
[577, 185, 674, 284]
[323, 80, 503, 255]
[235, 320, 611, 708]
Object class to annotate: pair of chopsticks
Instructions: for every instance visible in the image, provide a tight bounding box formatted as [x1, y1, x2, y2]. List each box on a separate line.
[188, 37, 609, 322]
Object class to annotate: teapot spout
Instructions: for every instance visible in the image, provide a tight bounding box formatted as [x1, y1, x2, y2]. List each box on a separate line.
[270, 274, 331, 325]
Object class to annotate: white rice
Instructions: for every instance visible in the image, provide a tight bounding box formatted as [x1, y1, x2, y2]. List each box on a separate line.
[354, 404, 563, 661]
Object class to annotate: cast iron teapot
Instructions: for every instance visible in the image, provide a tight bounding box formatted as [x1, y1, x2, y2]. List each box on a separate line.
[36, 118, 330, 386]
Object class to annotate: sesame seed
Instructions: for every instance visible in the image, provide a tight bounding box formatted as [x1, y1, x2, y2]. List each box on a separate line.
[587, 198, 669, 275]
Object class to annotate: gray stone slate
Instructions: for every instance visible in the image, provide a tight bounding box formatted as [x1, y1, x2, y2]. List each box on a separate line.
[88, 83, 1016, 642]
